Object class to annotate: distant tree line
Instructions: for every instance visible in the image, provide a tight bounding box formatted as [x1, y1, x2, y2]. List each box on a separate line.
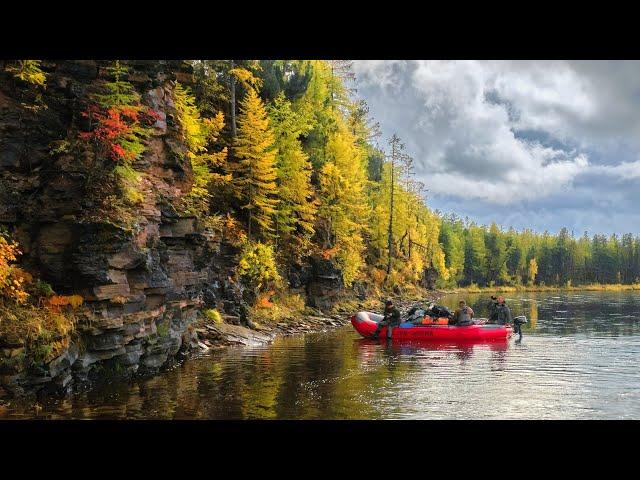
[439, 215, 640, 287]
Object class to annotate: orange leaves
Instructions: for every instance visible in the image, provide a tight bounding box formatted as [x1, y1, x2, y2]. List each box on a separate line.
[256, 290, 276, 309]
[321, 246, 339, 260]
[46, 295, 69, 308]
[371, 268, 387, 286]
[0, 236, 21, 265]
[224, 213, 247, 246]
[1, 235, 30, 305]
[119, 106, 140, 122]
[44, 294, 84, 311]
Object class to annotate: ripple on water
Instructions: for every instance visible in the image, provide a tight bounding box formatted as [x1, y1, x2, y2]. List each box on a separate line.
[3, 291, 640, 419]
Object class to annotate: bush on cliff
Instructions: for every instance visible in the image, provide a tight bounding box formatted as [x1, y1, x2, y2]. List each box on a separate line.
[78, 60, 160, 221]
[237, 241, 282, 304]
[0, 232, 81, 363]
[4, 60, 46, 86]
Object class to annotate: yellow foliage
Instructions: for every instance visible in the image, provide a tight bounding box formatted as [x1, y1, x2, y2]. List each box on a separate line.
[45, 294, 84, 311]
[5, 60, 47, 86]
[232, 88, 279, 237]
[223, 213, 247, 246]
[248, 292, 306, 324]
[237, 242, 282, 296]
[317, 125, 370, 286]
[204, 308, 222, 323]
[0, 303, 75, 362]
[528, 258, 539, 285]
[371, 268, 387, 286]
[174, 83, 228, 222]
[1, 234, 30, 304]
[229, 67, 263, 90]
[67, 295, 84, 308]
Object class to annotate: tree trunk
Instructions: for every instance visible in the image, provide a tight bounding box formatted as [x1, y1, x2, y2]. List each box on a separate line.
[387, 139, 396, 275]
[230, 60, 237, 139]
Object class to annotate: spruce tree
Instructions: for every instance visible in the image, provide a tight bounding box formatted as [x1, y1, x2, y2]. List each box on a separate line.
[231, 88, 278, 240]
[268, 93, 317, 257]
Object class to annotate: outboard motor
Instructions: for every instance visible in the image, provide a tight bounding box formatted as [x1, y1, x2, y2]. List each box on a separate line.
[513, 315, 527, 340]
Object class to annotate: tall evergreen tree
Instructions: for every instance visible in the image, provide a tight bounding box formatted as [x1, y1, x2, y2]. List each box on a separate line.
[231, 88, 278, 240]
[317, 125, 370, 286]
[268, 93, 317, 258]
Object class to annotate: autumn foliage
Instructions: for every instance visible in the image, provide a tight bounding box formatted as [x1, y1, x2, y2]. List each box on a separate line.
[80, 105, 159, 162]
[4, 60, 47, 86]
[44, 294, 84, 311]
[78, 61, 161, 211]
[1, 232, 82, 360]
[1, 233, 30, 304]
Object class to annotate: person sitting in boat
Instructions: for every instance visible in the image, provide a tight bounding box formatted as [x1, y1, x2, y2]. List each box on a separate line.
[488, 296, 513, 325]
[452, 300, 475, 326]
[371, 299, 401, 339]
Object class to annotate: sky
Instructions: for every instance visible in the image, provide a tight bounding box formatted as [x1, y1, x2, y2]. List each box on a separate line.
[352, 60, 640, 236]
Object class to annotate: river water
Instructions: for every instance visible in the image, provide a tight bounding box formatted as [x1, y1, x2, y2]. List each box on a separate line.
[2, 291, 640, 419]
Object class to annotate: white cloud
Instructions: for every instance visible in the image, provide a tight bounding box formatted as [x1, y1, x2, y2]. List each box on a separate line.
[352, 60, 640, 210]
[353, 60, 407, 89]
[589, 160, 640, 180]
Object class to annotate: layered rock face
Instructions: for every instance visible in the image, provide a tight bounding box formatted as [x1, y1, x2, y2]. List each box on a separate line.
[0, 60, 239, 395]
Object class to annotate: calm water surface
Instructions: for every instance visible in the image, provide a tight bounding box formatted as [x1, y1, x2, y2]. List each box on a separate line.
[2, 291, 640, 419]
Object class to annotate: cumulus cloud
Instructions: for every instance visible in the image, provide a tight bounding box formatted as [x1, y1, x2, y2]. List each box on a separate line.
[352, 60, 640, 234]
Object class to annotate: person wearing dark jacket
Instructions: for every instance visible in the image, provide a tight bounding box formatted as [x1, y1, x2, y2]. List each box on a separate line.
[489, 296, 513, 325]
[371, 300, 401, 339]
[452, 300, 475, 326]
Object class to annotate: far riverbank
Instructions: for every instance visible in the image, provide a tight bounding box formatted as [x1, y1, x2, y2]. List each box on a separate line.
[443, 283, 640, 294]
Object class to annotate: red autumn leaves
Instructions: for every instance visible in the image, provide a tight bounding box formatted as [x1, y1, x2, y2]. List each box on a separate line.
[80, 104, 161, 162]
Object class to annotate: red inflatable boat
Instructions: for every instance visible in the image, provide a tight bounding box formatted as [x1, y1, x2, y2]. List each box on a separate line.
[351, 311, 513, 341]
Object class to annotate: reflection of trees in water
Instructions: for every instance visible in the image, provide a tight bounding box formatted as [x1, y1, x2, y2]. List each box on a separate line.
[237, 350, 283, 419]
[16, 290, 640, 419]
[527, 298, 538, 330]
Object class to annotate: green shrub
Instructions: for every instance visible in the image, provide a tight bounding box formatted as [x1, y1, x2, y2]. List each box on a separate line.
[156, 322, 170, 338]
[204, 308, 222, 324]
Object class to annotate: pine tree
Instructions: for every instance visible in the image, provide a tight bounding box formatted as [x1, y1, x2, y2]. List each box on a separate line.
[485, 222, 508, 285]
[317, 125, 371, 286]
[5, 60, 46, 86]
[92, 61, 141, 109]
[464, 226, 487, 285]
[268, 93, 317, 258]
[439, 217, 465, 285]
[231, 88, 278, 240]
[386, 135, 401, 274]
[174, 82, 228, 223]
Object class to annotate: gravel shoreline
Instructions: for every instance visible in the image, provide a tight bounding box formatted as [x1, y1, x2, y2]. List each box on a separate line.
[191, 293, 447, 350]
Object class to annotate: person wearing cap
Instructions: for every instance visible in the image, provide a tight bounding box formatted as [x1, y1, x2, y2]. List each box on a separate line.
[489, 295, 512, 325]
[371, 299, 401, 339]
[488, 295, 499, 321]
[452, 300, 474, 326]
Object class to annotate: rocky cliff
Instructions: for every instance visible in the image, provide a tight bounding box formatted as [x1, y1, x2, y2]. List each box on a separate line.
[0, 60, 352, 398]
[0, 60, 249, 396]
